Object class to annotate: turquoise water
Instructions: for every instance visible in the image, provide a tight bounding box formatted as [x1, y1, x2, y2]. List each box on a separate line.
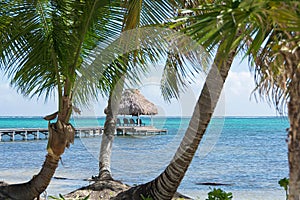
[0, 116, 289, 199]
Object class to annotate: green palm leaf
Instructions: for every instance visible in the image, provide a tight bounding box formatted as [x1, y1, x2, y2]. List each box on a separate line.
[174, 0, 300, 111]
[1, 0, 208, 113]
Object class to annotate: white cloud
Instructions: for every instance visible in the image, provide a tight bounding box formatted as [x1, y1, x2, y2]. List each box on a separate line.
[226, 71, 253, 95]
[224, 71, 277, 116]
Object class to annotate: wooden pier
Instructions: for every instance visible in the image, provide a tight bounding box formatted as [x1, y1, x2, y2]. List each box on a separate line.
[0, 127, 103, 142]
[0, 126, 167, 141]
[116, 126, 167, 136]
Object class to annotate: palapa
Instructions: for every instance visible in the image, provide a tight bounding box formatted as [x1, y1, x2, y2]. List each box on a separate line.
[118, 89, 158, 116]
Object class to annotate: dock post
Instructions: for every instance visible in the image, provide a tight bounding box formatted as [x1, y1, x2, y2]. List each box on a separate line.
[24, 131, 27, 141]
[0, 133, 1, 142]
[12, 131, 15, 141]
[36, 130, 39, 140]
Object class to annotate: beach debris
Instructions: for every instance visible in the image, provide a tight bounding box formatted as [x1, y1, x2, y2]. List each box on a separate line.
[196, 182, 233, 186]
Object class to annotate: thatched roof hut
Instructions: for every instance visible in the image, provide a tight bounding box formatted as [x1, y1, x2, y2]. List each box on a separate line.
[118, 89, 158, 116]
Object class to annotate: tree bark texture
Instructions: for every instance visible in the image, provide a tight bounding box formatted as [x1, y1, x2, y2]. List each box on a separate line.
[0, 154, 59, 200]
[275, 36, 300, 200]
[112, 45, 237, 200]
[99, 76, 125, 180]
[287, 61, 300, 200]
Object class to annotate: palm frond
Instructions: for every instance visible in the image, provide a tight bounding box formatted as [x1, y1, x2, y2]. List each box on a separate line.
[76, 26, 209, 106]
[0, 1, 118, 102]
[177, 0, 300, 112]
[74, 0, 207, 107]
[1, 0, 209, 112]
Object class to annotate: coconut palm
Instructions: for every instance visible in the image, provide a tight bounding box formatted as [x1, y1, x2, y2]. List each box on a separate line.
[98, 0, 179, 180]
[173, 0, 299, 199]
[112, 1, 243, 199]
[0, 1, 130, 199]
[113, 0, 299, 199]
[113, 46, 238, 200]
[98, 0, 209, 181]
[0, 0, 205, 198]
[247, 3, 300, 200]
[179, 1, 300, 199]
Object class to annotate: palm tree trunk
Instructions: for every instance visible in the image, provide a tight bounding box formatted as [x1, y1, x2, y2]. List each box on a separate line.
[99, 77, 125, 180]
[0, 120, 75, 199]
[0, 153, 60, 200]
[287, 66, 300, 200]
[99, 109, 116, 180]
[98, 0, 143, 180]
[113, 44, 237, 200]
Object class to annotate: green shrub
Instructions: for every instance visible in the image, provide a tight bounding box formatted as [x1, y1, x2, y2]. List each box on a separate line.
[206, 188, 233, 200]
[49, 194, 90, 200]
[278, 177, 289, 200]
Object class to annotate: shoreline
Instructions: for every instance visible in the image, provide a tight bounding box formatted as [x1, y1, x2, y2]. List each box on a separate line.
[1, 174, 285, 200]
[45, 180, 286, 200]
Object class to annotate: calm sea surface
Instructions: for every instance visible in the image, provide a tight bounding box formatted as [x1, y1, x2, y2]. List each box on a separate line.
[0, 116, 289, 199]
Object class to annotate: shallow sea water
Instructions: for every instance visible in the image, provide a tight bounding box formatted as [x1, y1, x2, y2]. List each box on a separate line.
[0, 116, 289, 199]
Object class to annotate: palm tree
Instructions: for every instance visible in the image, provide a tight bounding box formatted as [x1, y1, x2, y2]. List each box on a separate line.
[179, 1, 300, 199]
[245, 3, 300, 199]
[98, 0, 208, 181]
[111, 1, 243, 199]
[0, 0, 204, 198]
[113, 46, 237, 200]
[98, 0, 181, 180]
[175, 0, 300, 199]
[0, 1, 128, 199]
[113, 0, 299, 199]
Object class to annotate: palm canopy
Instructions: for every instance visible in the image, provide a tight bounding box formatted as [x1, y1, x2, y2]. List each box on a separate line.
[85, 0, 209, 104]
[0, 0, 208, 113]
[0, 1, 123, 112]
[174, 0, 300, 111]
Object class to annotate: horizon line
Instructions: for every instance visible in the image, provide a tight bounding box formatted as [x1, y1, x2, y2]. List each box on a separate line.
[0, 115, 287, 118]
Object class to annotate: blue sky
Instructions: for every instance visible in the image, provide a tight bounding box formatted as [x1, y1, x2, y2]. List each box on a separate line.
[0, 57, 278, 117]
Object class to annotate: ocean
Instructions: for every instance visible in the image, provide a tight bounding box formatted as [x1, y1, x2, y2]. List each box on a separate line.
[0, 116, 289, 199]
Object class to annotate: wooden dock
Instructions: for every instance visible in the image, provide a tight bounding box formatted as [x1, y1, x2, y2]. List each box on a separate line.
[0, 127, 103, 142]
[0, 126, 167, 141]
[116, 126, 167, 136]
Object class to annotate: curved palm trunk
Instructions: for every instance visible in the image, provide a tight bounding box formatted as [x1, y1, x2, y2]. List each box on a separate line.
[113, 45, 237, 199]
[0, 118, 75, 199]
[99, 0, 143, 180]
[0, 153, 59, 200]
[99, 77, 125, 180]
[99, 110, 116, 180]
[287, 54, 300, 200]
